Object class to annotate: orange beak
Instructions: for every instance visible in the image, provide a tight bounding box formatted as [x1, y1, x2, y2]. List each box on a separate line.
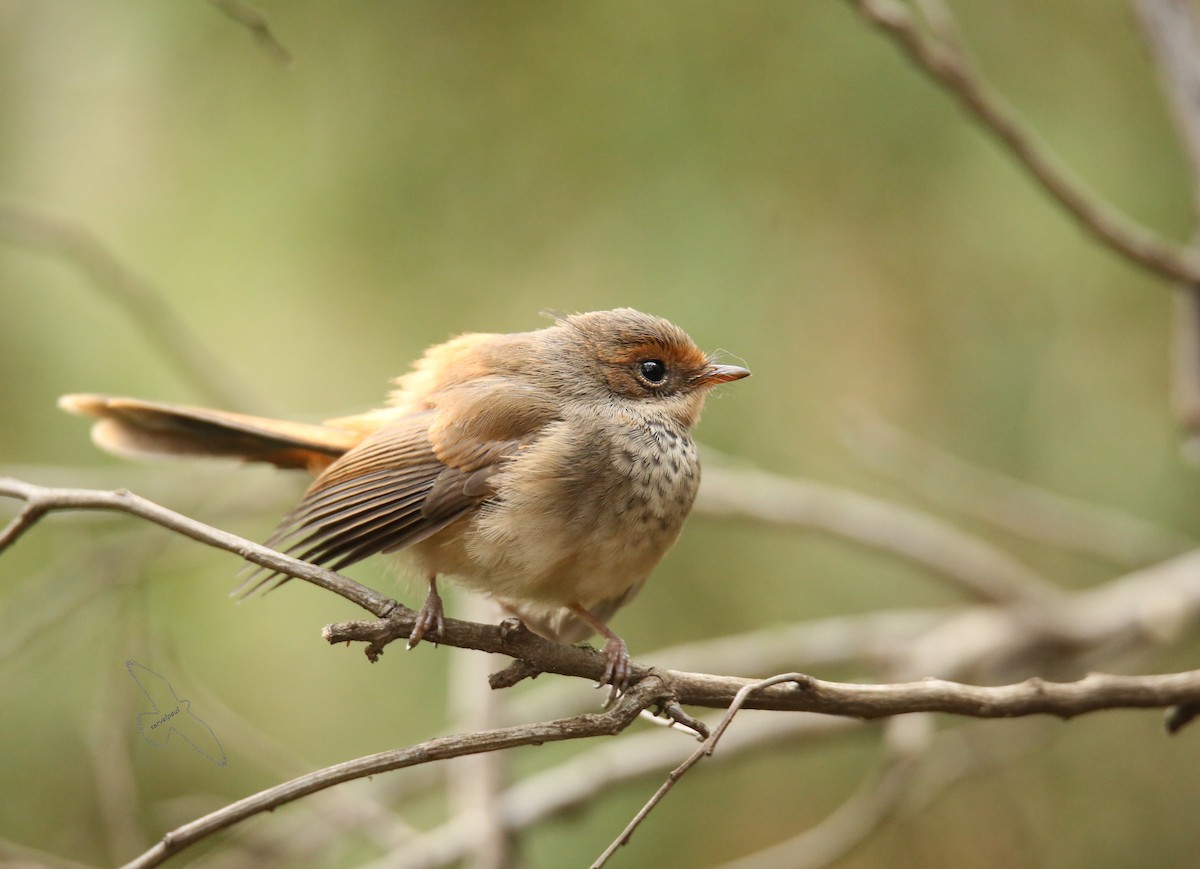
[699, 363, 751, 386]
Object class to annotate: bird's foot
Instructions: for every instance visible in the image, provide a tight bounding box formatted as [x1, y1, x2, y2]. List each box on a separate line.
[407, 581, 445, 650]
[600, 635, 631, 706]
[566, 603, 634, 705]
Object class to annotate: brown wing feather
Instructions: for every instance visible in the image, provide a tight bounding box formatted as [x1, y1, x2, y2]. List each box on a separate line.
[255, 380, 557, 586]
[264, 413, 463, 570]
[238, 375, 561, 594]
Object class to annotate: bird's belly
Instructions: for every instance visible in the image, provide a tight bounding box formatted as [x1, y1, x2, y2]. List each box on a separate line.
[443, 420, 701, 609]
[529, 495, 687, 606]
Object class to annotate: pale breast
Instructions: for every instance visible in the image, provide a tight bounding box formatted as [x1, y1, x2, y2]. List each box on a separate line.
[451, 410, 701, 610]
[608, 421, 700, 537]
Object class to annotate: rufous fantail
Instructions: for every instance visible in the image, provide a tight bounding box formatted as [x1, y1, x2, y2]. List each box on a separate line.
[61, 308, 749, 686]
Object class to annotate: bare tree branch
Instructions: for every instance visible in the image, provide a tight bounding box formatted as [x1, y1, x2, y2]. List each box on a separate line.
[506, 542, 1200, 730]
[667, 667, 1200, 717]
[395, 553, 1200, 869]
[849, 0, 1200, 284]
[0, 476, 395, 616]
[497, 608, 950, 728]
[120, 678, 672, 869]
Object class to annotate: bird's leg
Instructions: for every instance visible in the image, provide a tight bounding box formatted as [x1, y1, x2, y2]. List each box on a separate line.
[568, 603, 632, 697]
[408, 576, 445, 650]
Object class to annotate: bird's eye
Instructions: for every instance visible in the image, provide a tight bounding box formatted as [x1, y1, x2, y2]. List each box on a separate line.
[638, 359, 668, 384]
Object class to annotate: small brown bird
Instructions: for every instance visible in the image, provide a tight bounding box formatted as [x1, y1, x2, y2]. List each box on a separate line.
[61, 308, 749, 687]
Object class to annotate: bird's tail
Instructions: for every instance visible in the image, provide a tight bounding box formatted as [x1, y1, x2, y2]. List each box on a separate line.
[59, 394, 362, 473]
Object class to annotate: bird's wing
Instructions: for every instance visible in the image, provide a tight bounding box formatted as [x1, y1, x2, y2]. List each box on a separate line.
[256, 379, 558, 580]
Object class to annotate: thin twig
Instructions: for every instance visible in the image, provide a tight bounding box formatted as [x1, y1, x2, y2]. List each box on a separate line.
[0, 476, 396, 616]
[592, 674, 804, 868]
[850, 0, 1200, 284]
[0, 502, 46, 552]
[646, 667, 1200, 717]
[121, 678, 672, 869]
[0, 199, 262, 411]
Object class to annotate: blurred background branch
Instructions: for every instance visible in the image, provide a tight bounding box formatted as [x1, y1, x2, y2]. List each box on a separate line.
[0, 199, 262, 411]
[1133, 0, 1200, 453]
[204, 0, 292, 65]
[842, 405, 1195, 565]
[851, 0, 1200, 284]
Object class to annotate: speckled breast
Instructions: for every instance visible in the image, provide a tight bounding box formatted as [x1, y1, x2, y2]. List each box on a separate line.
[606, 420, 701, 547]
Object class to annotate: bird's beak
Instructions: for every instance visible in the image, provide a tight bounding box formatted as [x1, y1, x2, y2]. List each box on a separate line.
[699, 363, 751, 385]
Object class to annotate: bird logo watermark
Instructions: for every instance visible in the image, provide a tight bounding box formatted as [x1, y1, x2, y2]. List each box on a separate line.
[125, 660, 227, 767]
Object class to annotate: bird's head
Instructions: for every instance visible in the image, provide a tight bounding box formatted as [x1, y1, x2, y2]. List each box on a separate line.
[544, 308, 749, 428]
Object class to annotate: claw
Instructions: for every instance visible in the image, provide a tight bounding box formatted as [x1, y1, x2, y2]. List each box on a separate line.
[407, 578, 445, 650]
[567, 603, 634, 703]
[602, 635, 630, 688]
[600, 635, 631, 706]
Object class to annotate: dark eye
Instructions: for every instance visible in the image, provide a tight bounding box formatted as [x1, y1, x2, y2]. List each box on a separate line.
[638, 359, 668, 384]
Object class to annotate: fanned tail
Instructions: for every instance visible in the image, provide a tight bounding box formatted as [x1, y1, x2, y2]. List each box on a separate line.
[59, 394, 361, 472]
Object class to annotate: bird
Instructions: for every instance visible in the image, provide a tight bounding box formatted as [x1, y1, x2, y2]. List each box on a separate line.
[62, 309, 750, 688]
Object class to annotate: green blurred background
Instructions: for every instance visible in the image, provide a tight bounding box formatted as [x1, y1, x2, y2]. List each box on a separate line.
[3, 1, 1200, 866]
